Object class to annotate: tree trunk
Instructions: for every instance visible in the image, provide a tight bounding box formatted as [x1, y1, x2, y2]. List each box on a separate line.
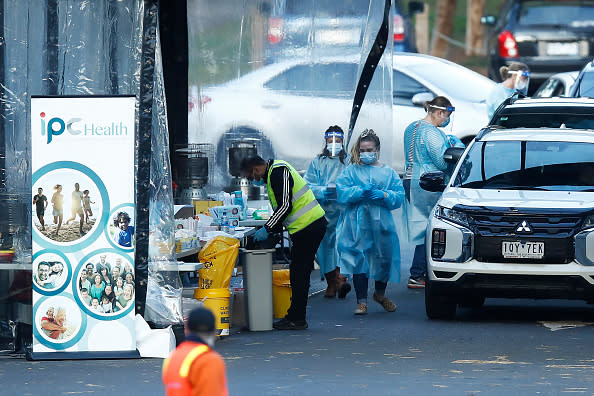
[431, 0, 457, 58]
[465, 0, 485, 55]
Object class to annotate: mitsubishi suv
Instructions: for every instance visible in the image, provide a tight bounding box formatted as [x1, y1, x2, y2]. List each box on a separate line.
[421, 127, 594, 319]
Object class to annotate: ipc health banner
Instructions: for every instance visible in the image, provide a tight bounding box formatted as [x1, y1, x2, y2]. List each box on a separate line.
[30, 96, 138, 359]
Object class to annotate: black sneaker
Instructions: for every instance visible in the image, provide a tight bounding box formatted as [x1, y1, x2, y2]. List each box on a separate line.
[407, 276, 426, 289]
[273, 317, 308, 330]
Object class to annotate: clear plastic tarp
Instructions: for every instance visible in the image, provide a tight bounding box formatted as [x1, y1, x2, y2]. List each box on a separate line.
[0, 0, 182, 342]
[187, 0, 394, 193]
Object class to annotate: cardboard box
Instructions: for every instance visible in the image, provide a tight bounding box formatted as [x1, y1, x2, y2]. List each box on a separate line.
[192, 200, 223, 216]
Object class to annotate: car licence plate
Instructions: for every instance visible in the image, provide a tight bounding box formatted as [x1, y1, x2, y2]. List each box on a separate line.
[546, 42, 579, 56]
[502, 241, 544, 259]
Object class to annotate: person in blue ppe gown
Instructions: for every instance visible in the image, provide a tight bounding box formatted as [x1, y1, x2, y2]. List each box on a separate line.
[335, 129, 404, 315]
[304, 125, 351, 299]
[486, 62, 530, 121]
[403, 96, 464, 289]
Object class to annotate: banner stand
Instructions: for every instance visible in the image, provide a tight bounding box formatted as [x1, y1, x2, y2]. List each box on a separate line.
[28, 350, 141, 361]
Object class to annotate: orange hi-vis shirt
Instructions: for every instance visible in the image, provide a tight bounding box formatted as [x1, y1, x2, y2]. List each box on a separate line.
[162, 341, 228, 396]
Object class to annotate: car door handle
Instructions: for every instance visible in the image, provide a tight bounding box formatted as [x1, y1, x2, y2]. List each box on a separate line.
[261, 101, 281, 109]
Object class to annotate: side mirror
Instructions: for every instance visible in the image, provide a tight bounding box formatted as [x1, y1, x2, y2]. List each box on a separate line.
[481, 15, 496, 25]
[408, 1, 424, 15]
[443, 147, 465, 164]
[420, 171, 446, 192]
[411, 92, 434, 106]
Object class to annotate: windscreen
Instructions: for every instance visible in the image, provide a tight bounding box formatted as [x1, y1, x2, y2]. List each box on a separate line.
[518, 1, 594, 28]
[285, 0, 370, 16]
[575, 71, 594, 97]
[491, 111, 594, 129]
[453, 140, 594, 191]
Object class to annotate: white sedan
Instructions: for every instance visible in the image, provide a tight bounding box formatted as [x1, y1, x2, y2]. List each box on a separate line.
[189, 53, 494, 185]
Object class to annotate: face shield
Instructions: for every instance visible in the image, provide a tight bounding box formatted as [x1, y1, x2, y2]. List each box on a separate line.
[325, 130, 344, 157]
[510, 70, 530, 95]
[428, 104, 455, 130]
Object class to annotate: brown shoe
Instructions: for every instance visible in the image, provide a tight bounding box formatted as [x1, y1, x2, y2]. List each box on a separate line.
[373, 293, 396, 312]
[354, 303, 367, 315]
[336, 274, 351, 299]
[324, 268, 338, 298]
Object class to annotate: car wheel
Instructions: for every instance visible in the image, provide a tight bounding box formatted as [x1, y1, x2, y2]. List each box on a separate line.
[214, 127, 275, 187]
[425, 280, 456, 320]
[458, 295, 485, 308]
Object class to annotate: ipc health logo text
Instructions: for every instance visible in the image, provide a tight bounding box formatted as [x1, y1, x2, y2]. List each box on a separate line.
[40, 112, 129, 144]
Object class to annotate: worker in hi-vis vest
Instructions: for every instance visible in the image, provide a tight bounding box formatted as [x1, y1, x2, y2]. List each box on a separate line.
[162, 307, 228, 396]
[241, 155, 327, 330]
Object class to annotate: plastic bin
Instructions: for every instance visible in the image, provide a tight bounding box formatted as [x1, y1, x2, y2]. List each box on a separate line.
[240, 248, 275, 331]
[272, 269, 292, 319]
[194, 288, 230, 336]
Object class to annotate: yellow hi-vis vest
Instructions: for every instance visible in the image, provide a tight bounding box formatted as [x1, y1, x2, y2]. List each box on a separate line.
[266, 160, 325, 234]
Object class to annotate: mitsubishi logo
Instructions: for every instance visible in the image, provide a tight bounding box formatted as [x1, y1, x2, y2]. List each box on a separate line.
[516, 220, 532, 233]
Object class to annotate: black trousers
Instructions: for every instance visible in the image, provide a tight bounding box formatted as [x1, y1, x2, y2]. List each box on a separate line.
[285, 216, 327, 321]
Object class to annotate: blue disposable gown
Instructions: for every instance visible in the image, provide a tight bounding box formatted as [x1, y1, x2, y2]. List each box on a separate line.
[303, 155, 348, 276]
[486, 83, 515, 121]
[403, 120, 451, 245]
[335, 163, 404, 283]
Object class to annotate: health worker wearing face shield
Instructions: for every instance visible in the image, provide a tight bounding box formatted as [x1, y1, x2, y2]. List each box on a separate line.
[335, 129, 404, 316]
[304, 125, 352, 299]
[403, 96, 462, 289]
[486, 62, 530, 120]
[240, 155, 327, 331]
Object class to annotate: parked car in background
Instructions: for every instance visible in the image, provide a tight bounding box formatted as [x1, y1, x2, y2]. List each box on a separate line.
[533, 71, 578, 98]
[489, 97, 594, 129]
[422, 127, 594, 319]
[264, 0, 423, 62]
[189, 53, 494, 187]
[482, 0, 594, 93]
[570, 60, 594, 97]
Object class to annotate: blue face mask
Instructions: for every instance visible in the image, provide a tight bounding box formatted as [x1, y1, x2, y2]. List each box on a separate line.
[252, 178, 265, 186]
[360, 152, 376, 164]
[441, 117, 450, 128]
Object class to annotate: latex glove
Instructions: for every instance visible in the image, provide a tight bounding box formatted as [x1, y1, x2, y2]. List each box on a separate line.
[253, 227, 269, 242]
[361, 184, 374, 198]
[369, 190, 385, 201]
[447, 134, 464, 148]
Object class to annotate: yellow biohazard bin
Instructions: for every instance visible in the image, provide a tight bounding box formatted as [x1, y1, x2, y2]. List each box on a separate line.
[194, 288, 230, 336]
[197, 236, 240, 290]
[272, 269, 292, 319]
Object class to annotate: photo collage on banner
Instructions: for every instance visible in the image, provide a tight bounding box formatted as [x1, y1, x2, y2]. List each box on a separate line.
[30, 96, 138, 358]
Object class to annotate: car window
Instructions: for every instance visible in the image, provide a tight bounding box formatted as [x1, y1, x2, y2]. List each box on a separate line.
[411, 63, 494, 102]
[491, 112, 594, 129]
[454, 140, 594, 191]
[264, 63, 357, 98]
[517, 1, 594, 27]
[393, 70, 429, 106]
[575, 71, 594, 98]
[284, 0, 369, 16]
[533, 78, 564, 98]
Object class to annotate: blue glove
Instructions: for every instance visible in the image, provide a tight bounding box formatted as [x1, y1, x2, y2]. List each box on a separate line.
[369, 190, 385, 201]
[361, 184, 374, 198]
[253, 227, 269, 242]
[447, 134, 464, 148]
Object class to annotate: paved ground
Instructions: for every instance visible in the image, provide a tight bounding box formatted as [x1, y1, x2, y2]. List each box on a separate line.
[4, 249, 594, 395]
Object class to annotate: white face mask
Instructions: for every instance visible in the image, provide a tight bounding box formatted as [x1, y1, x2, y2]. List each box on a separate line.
[326, 142, 343, 156]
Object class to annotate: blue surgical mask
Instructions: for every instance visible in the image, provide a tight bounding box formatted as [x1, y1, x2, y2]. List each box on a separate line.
[360, 152, 376, 164]
[441, 117, 450, 128]
[252, 178, 265, 186]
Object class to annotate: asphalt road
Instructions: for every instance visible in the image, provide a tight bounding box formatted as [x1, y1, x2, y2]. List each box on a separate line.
[3, 260, 594, 395]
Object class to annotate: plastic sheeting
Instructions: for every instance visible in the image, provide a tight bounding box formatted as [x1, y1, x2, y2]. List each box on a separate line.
[187, 0, 394, 192]
[0, 0, 182, 330]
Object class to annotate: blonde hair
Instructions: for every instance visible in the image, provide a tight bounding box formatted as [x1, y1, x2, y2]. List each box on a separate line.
[349, 129, 381, 164]
[499, 62, 529, 81]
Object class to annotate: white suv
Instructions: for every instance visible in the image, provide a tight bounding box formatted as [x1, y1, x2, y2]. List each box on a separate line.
[421, 128, 594, 319]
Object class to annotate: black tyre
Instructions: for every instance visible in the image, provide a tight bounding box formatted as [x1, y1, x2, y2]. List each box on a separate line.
[425, 280, 456, 320]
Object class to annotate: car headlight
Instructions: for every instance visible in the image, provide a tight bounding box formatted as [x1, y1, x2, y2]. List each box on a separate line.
[582, 214, 594, 231]
[435, 205, 470, 228]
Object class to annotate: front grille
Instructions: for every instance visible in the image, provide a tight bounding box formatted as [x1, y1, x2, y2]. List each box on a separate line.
[452, 205, 592, 264]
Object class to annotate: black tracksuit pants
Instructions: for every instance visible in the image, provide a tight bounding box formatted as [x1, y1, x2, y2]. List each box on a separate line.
[285, 216, 327, 322]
